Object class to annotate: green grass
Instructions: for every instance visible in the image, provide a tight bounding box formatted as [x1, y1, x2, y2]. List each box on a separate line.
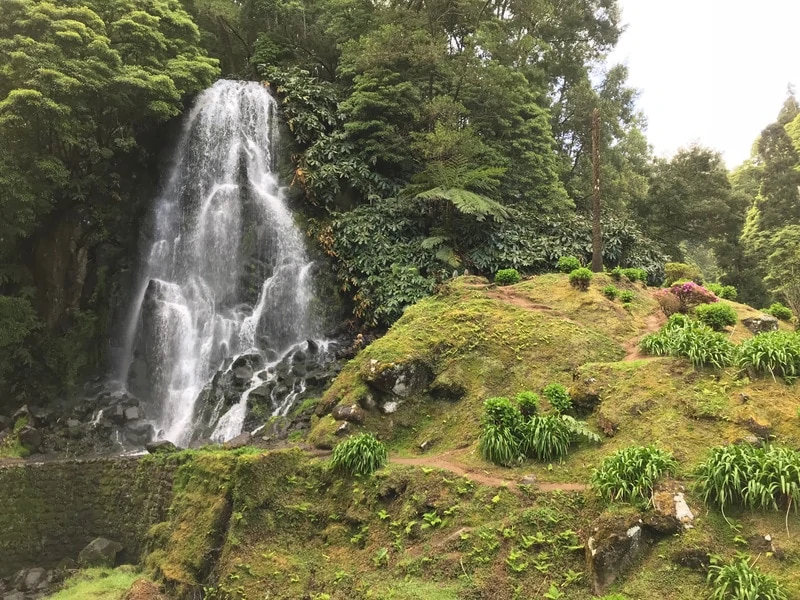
[45, 568, 139, 600]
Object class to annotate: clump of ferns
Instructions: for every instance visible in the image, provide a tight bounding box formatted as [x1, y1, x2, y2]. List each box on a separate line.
[330, 432, 388, 476]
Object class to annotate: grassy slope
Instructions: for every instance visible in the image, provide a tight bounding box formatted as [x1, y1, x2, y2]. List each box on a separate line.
[45, 568, 139, 600]
[300, 274, 800, 598]
[140, 275, 799, 600]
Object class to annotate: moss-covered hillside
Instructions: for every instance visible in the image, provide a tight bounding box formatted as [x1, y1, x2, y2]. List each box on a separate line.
[30, 274, 800, 600]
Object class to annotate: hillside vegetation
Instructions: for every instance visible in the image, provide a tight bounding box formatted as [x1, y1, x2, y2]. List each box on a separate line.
[45, 273, 799, 600]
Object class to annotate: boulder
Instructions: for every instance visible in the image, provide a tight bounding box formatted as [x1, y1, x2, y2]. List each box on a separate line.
[12, 405, 35, 427]
[363, 359, 433, 399]
[146, 440, 179, 454]
[568, 377, 603, 412]
[742, 314, 779, 335]
[108, 404, 127, 425]
[652, 482, 695, 530]
[17, 426, 42, 453]
[586, 521, 647, 595]
[335, 422, 352, 437]
[78, 537, 123, 568]
[596, 412, 619, 437]
[331, 404, 365, 424]
[3, 592, 25, 600]
[11, 568, 48, 592]
[0, 414, 10, 431]
[124, 406, 141, 421]
[672, 548, 711, 571]
[223, 432, 251, 449]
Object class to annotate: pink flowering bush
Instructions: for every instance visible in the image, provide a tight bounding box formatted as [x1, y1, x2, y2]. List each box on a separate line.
[662, 281, 718, 313]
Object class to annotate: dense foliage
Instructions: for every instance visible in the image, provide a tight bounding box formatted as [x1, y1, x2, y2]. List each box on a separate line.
[320, 202, 666, 326]
[0, 0, 218, 401]
[694, 303, 738, 331]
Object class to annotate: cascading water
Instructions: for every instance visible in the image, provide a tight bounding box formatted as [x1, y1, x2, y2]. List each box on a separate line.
[117, 80, 321, 447]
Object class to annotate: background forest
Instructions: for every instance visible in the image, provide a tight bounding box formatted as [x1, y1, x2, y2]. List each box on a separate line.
[0, 0, 798, 406]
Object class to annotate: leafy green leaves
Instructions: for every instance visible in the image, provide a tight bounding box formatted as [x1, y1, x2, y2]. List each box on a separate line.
[737, 331, 800, 380]
[330, 432, 387, 477]
[707, 555, 788, 600]
[591, 445, 677, 506]
[695, 444, 800, 513]
[640, 314, 736, 369]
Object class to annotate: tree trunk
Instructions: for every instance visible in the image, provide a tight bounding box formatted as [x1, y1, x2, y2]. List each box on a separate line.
[591, 108, 603, 273]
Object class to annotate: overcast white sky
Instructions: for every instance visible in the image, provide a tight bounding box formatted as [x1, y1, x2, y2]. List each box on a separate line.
[609, 0, 800, 167]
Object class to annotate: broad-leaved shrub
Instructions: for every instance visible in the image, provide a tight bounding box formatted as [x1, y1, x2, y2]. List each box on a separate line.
[765, 302, 793, 321]
[542, 383, 572, 413]
[495, 268, 521, 286]
[568, 267, 593, 291]
[695, 303, 737, 331]
[557, 256, 581, 273]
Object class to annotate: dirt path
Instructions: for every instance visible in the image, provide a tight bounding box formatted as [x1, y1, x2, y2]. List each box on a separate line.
[389, 454, 587, 492]
[622, 311, 666, 361]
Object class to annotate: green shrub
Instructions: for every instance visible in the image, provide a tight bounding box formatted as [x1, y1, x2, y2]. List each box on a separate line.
[483, 397, 523, 429]
[515, 391, 540, 418]
[619, 290, 635, 303]
[737, 331, 800, 379]
[602, 285, 619, 300]
[591, 445, 677, 506]
[639, 314, 735, 368]
[695, 444, 800, 512]
[521, 415, 572, 461]
[330, 433, 388, 476]
[495, 268, 521, 286]
[620, 267, 647, 283]
[707, 555, 788, 600]
[664, 262, 703, 286]
[765, 302, 793, 321]
[568, 267, 593, 291]
[695, 303, 738, 331]
[706, 283, 738, 301]
[542, 383, 572, 413]
[557, 256, 581, 273]
[479, 423, 522, 467]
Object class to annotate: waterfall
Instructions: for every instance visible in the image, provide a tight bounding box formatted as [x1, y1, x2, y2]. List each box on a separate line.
[117, 80, 318, 447]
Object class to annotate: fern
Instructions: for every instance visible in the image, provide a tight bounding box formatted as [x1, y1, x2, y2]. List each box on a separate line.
[414, 187, 509, 222]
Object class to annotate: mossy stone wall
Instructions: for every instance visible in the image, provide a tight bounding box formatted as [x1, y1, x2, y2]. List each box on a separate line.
[0, 456, 176, 576]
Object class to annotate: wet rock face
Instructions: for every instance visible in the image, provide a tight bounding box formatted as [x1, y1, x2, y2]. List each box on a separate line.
[191, 341, 346, 443]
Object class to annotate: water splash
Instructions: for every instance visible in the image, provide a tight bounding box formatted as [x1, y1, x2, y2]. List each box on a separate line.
[117, 80, 317, 447]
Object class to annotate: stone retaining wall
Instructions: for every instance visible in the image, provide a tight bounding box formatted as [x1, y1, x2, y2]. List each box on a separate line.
[0, 456, 176, 576]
